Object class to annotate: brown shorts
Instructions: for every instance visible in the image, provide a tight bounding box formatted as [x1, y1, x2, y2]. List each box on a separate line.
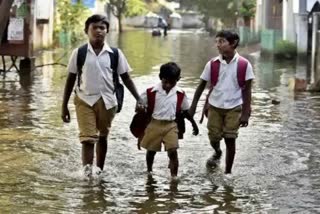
[140, 119, 179, 152]
[74, 96, 116, 144]
[207, 105, 242, 142]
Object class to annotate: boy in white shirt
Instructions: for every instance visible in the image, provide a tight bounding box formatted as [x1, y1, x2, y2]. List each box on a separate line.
[61, 14, 142, 176]
[189, 30, 255, 174]
[137, 62, 198, 179]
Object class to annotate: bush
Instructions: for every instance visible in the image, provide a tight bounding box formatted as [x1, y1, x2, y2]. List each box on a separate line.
[275, 40, 297, 59]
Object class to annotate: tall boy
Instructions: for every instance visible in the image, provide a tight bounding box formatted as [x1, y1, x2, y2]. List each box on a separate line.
[138, 62, 197, 179]
[189, 30, 255, 174]
[61, 14, 142, 176]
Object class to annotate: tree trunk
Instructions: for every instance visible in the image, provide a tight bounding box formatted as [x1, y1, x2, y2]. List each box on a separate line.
[0, 0, 15, 42]
[244, 16, 251, 27]
[118, 15, 122, 33]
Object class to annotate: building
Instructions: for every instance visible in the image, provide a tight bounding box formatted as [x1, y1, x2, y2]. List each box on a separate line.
[256, 0, 320, 54]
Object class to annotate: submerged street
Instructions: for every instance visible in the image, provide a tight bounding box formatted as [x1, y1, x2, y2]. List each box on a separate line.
[0, 30, 320, 213]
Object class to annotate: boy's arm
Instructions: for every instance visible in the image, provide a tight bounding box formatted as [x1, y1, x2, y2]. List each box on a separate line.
[189, 79, 207, 117]
[61, 73, 77, 123]
[120, 72, 143, 105]
[240, 79, 252, 127]
[183, 110, 199, 135]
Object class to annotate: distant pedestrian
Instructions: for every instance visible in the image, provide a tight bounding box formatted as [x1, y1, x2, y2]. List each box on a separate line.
[158, 17, 168, 37]
[61, 14, 143, 177]
[135, 62, 198, 180]
[189, 30, 255, 174]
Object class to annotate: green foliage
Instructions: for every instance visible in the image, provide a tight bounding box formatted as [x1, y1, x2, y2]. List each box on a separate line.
[275, 40, 297, 59]
[187, 0, 256, 27]
[54, 0, 91, 45]
[105, 0, 146, 17]
[125, 0, 147, 17]
[239, 0, 256, 18]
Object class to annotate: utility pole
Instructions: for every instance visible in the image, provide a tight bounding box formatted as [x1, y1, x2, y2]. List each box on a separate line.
[0, 0, 15, 42]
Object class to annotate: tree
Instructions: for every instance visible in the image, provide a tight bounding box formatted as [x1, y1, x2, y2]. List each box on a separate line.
[55, 0, 90, 44]
[190, 0, 256, 29]
[106, 0, 146, 33]
[238, 0, 256, 27]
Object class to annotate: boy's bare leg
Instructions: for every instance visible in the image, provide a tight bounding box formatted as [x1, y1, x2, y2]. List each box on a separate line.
[96, 136, 107, 170]
[146, 151, 156, 173]
[210, 141, 222, 159]
[82, 141, 94, 166]
[224, 138, 236, 174]
[167, 149, 178, 177]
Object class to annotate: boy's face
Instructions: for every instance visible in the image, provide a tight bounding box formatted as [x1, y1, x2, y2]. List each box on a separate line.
[161, 78, 177, 92]
[87, 21, 108, 43]
[215, 37, 235, 55]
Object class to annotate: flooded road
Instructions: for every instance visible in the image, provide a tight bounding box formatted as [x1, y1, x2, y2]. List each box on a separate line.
[1, 30, 320, 213]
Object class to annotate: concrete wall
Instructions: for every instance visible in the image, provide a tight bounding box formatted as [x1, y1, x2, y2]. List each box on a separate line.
[283, 0, 296, 43]
[180, 12, 203, 28]
[295, 13, 308, 53]
[33, 0, 54, 49]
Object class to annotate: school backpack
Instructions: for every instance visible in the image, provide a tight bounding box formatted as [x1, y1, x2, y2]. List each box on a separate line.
[200, 56, 248, 123]
[76, 44, 124, 113]
[210, 56, 248, 88]
[130, 87, 185, 139]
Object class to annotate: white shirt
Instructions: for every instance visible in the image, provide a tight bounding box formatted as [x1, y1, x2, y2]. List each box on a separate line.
[200, 52, 255, 109]
[140, 83, 189, 121]
[67, 42, 132, 110]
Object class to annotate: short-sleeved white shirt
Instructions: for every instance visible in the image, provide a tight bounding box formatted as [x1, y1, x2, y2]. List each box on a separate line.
[67, 42, 132, 110]
[140, 83, 189, 121]
[200, 52, 255, 109]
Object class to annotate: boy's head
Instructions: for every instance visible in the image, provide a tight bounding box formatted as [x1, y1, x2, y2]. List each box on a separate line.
[84, 14, 109, 43]
[159, 62, 181, 91]
[215, 30, 239, 54]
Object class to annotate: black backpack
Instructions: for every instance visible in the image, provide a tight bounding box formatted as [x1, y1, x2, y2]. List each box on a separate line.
[76, 44, 124, 113]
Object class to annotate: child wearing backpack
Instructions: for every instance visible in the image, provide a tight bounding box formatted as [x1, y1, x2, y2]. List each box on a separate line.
[136, 62, 198, 180]
[61, 14, 142, 177]
[189, 30, 255, 174]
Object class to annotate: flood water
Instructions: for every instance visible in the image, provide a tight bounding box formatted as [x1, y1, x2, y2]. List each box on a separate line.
[1, 30, 320, 213]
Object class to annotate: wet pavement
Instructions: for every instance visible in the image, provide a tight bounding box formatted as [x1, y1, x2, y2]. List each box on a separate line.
[0, 29, 320, 213]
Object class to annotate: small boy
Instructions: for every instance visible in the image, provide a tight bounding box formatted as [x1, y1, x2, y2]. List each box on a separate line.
[189, 30, 255, 174]
[137, 62, 198, 179]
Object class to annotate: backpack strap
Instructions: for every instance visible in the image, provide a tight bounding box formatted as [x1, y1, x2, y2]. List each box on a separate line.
[146, 87, 156, 114]
[146, 88, 185, 115]
[76, 44, 88, 88]
[210, 56, 248, 89]
[176, 91, 185, 113]
[210, 59, 220, 87]
[109, 47, 120, 89]
[237, 56, 248, 89]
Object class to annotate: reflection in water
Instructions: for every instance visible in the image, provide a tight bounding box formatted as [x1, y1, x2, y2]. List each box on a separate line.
[1, 30, 320, 213]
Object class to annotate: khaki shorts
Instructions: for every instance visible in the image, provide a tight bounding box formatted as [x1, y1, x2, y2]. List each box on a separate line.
[74, 96, 116, 144]
[140, 119, 179, 152]
[207, 105, 242, 142]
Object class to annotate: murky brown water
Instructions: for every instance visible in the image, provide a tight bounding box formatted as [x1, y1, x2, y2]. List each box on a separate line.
[1, 30, 320, 213]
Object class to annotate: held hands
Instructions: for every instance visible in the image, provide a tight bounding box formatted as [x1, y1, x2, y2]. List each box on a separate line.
[61, 106, 70, 123]
[135, 97, 146, 113]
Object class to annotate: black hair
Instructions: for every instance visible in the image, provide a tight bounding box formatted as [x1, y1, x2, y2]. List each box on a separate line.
[216, 30, 240, 48]
[84, 14, 109, 33]
[159, 62, 181, 81]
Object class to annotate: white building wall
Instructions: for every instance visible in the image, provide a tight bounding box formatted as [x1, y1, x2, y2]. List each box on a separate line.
[283, 0, 296, 42]
[295, 13, 308, 53]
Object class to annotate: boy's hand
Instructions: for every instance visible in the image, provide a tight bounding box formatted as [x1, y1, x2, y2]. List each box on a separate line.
[192, 124, 199, 136]
[239, 114, 250, 127]
[61, 106, 70, 123]
[135, 97, 146, 113]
